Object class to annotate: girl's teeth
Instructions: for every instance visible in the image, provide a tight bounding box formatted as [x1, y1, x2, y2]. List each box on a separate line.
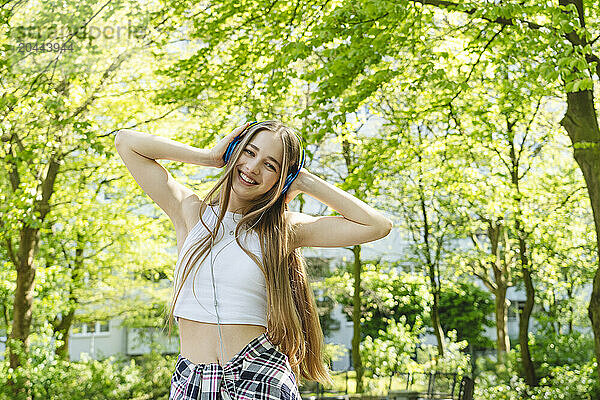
[240, 172, 257, 184]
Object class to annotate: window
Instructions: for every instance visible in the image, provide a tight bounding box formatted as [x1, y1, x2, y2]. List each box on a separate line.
[71, 320, 110, 336]
[99, 321, 109, 333]
[72, 322, 83, 334]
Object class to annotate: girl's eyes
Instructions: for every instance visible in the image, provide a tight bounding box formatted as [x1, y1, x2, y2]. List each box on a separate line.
[244, 149, 276, 171]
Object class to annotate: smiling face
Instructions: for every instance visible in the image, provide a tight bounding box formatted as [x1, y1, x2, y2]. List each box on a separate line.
[228, 129, 284, 211]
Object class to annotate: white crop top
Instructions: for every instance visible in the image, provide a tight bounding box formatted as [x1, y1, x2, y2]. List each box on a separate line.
[173, 204, 268, 328]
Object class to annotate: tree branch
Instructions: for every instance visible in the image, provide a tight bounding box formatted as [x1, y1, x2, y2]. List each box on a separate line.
[448, 24, 505, 105]
[411, 0, 546, 31]
[0, 0, 115, 125]
[412, 0, 600, 80]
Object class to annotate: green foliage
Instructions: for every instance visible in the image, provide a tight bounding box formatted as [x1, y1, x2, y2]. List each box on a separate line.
[530, 330, 595, 374]
[0, 338, 174, 400]
[415, 330, 471, 375]
[360, 315, 423, 376]
[305, 257, 345, 338]
[360, 316, 472, 380]
[533, 362, 600, 400]
[475, 351, 599, 400]
[318, 262, 430, 340]
[439, 281, 495, 349]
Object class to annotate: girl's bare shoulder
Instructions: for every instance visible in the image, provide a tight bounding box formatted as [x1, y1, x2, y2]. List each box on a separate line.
[182, 194, 208, 230]
[175, 194, 208, 252]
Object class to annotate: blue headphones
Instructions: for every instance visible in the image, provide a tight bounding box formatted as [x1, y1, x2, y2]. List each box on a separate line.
[223, 121, 306, 195]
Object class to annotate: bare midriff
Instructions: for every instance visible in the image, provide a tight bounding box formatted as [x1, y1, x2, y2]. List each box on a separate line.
[178, 317, 267, 366]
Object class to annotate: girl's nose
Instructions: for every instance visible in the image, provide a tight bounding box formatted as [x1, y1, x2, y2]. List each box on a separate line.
[246, 159, 261, 174]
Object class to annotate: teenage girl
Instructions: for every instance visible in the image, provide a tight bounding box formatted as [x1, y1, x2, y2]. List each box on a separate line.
[114, 120, 392, 399]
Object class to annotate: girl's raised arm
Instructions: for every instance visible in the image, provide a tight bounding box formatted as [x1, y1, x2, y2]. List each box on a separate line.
[285, 169, 393, 249]
[114, 129, 212, 229]
[115, 129, 217, 166]
[113, 123, 249, 228]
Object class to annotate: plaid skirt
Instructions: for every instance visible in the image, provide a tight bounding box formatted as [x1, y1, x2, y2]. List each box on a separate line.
[169, 332, 302, 400]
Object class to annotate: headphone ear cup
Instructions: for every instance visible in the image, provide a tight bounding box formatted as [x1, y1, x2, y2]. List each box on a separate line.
[281, 142, 306, 196]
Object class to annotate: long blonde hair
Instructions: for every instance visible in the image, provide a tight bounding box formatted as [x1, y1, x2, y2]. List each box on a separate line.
[166, 120, 334, 386]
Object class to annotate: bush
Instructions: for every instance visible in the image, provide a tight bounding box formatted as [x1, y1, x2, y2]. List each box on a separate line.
[439, 281, 495, 349]
[360, 315, 423, 377]
[415, 330, 471, 375]
[0, 342, 176, 400]
[534, 362, 599, 400]
[530, 330, 594, 374]
[475, 350, 599, 400]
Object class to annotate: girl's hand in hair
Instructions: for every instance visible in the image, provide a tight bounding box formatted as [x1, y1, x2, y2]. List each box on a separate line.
[284, 168, 308, 205]
[209, 122, 251, 168]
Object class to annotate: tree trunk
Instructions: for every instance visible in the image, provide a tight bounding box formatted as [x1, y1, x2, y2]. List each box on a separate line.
[53, 309, 76, 360]
[560, 89, 600, 381]
[351, 245, 364, 393]
[513, 215, 536, 385]
[480, 219, 513, 361]
[417, 180, 445, 358]
[517, 243, 538, 386]
[5, 156, 60, 399]
[505, 115, 538, 386]
[567, 284, 574, 334]
[495, 286, 510, 360]
[429, 272, 445, 358]
[513, 224, 537, 386]
[6, 226, 40, 400]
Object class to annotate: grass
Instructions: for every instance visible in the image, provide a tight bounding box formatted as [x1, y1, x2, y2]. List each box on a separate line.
[299, 370, 430, 397]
